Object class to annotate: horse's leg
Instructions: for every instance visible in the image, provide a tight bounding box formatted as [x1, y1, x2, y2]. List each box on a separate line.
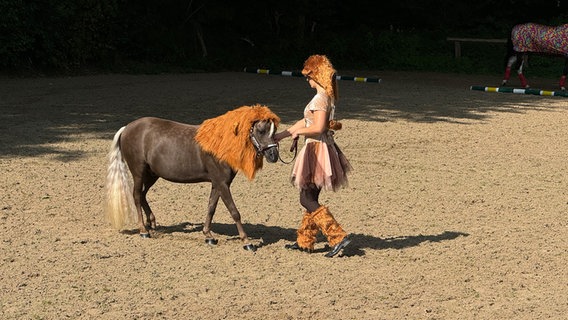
[203, 185, 220, 244]
[560, 58, 567, 91]
[141, 174, 159, 231]
[517, 54, 529, 88]
[502, 55, 517, 86]
[217, 183, 256, 251]
[131, 174, 150, 237]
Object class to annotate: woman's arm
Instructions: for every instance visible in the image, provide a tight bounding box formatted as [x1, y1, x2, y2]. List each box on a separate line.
[274, 118, 305, 142]
[275, 109, 328, 141]
[293, 110, 328, 138]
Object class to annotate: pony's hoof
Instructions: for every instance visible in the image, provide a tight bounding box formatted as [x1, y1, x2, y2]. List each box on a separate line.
[140, 233, 151, 238]
[285, 242, 313, 253]
[205, 238, 218, 246]
[243, 243, 257, 252]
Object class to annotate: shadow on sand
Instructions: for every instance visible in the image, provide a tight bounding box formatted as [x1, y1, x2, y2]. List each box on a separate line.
[130, 222, 469, 257]
[1, 72, 563, 159]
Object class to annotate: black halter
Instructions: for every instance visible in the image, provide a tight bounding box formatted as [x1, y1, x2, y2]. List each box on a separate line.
[249, 123, 277, 158]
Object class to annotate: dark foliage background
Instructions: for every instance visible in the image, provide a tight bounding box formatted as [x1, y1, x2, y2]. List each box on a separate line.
[1, 0, 567, 75]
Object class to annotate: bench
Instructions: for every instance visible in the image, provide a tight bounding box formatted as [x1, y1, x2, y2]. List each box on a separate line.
[446, 37, 507, 59]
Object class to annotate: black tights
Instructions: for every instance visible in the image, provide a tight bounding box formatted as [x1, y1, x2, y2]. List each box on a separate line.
[300, 184, 322, 213]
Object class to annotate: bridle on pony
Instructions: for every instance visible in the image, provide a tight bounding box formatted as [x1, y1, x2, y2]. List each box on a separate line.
[249, 120, 278, 158]
[249, 120, 297, 163]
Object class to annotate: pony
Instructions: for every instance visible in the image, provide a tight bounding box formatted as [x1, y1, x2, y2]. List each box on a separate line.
[105, 105, 280, 251]
[502, 22, 568, 91]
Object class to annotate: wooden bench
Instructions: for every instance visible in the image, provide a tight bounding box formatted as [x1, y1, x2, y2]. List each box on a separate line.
[446, 37, 507, 59]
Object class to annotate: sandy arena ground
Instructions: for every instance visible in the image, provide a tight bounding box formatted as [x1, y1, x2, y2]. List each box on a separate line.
[1, 70, 567, 319]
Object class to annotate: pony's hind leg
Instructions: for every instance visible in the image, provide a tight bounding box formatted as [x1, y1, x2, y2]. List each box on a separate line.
[132, 170, 158, 238]
[517, 54, 529, 88]
[140, 174, 159, 232]
[502, 55, 517, 86]
[560, 58, 567, 91]
[502, 54, 529, 87]
[131, 176, 150, 237]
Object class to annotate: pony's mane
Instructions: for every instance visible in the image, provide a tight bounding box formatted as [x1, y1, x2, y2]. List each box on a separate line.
[195, 105, 280, 180]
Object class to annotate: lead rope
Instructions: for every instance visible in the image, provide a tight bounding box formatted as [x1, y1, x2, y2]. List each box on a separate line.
[278, 137, 298, 164]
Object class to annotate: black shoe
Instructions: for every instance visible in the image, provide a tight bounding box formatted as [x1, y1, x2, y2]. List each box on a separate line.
[285, 242, 312, 253]
[324, 236, 351, 258]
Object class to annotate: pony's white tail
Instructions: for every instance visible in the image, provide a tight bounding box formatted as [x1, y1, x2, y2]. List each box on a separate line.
[105, 126, 136, 230]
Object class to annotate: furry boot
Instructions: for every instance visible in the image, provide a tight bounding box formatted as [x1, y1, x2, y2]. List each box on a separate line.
[296, 211, 318, 250]
[311, 206, 347, 247]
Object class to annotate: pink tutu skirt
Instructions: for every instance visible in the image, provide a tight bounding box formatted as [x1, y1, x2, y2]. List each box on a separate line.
[291, 136, 352, 191]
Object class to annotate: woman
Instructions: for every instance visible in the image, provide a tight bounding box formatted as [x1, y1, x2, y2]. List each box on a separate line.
[274, 54, 353, 258]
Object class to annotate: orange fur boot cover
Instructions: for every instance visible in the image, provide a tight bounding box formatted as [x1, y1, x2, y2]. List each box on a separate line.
[311, 206, 347, 247]
[195, 105, 280, 180]
[296, 211, 318, 250]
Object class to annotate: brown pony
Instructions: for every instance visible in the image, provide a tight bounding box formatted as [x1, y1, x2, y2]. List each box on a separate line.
[105, 105, 280, 251]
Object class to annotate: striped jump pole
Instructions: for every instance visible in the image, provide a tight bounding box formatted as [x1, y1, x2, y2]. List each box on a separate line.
[244, 68, 304, 77]
[244, 67, 381, 83]
[470, 85, 568, 97]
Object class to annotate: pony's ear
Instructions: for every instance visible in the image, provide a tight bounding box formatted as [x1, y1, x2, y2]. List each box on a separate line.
[232, 122, 239, 136]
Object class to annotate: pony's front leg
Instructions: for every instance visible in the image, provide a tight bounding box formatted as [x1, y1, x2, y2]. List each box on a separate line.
[218, 186, 256, 252]
[203, 186, 220, 245]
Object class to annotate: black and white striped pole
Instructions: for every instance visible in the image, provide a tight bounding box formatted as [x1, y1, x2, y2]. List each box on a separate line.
[244, 67, 381, 83]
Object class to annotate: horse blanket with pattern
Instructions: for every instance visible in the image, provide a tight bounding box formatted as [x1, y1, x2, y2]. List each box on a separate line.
[511, 23, 568, 56]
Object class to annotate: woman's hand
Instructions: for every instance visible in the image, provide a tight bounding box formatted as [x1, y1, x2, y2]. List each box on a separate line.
[275, 118, 305, 142]
[290, 130, 299, 140]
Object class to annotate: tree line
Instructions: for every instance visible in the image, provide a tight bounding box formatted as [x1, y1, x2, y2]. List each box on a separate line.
[1, 0, 566, 74]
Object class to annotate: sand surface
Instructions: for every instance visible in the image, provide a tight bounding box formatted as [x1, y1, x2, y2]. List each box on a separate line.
[1, 71, 567, 319]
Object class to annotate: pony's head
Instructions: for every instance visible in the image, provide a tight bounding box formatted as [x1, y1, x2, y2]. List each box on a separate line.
[195, 104, 280, 180]
[249, 118, 279, 163]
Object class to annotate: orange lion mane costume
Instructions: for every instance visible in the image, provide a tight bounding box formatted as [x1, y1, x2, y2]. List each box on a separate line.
[195, 104, 280, 180]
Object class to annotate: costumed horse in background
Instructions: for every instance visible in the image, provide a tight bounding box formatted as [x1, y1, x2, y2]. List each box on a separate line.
[502, 22, 568, 90]
[105, 105, 280, 251]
